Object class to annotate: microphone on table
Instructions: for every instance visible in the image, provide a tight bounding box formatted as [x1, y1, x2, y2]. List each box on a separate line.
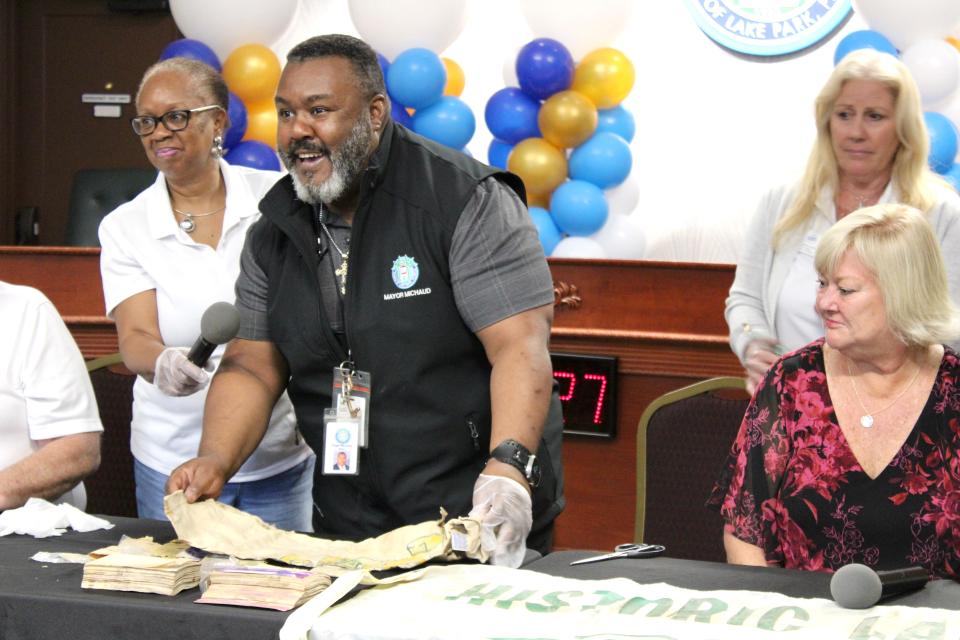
[830, 563, 930, 609]
[186, 302, 241, 367]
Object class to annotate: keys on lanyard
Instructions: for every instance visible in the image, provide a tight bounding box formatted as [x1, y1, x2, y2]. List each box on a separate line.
[569, 542, 666, 566]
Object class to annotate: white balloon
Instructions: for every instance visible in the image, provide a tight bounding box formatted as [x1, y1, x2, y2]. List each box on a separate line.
[590, 213, 645, 259]
[503, 45, 522, 88]
[853, 0, 960, 50]
[604, 173, 640, 216]
[902, 39, 960, 105]
[348, 0, 469, 59]
[551, 236, 607, 259]
[520, 0, 634, 59]
[169, 0, 299, 60]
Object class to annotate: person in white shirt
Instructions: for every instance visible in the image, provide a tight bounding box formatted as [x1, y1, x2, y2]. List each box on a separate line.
[0, 281, 102, 510]
[726, 49, 960, 393]
[98, 57, 314, 530]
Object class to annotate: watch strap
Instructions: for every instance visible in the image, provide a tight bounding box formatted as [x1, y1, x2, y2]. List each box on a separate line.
[489, 438, 541, 488]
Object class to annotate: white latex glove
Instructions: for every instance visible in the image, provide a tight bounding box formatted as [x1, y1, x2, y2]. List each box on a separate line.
[468, 473, 533, 569]
[153, 347, 211, 397]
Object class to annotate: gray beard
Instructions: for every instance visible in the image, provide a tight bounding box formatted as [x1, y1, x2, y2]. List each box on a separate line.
[288, 115, 373, 206]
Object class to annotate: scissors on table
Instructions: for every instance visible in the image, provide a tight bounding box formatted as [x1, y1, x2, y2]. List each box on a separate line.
[569, 542, 666, 566]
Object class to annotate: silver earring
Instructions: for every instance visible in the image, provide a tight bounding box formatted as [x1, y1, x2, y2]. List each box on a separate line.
[211, 134, 224, 159]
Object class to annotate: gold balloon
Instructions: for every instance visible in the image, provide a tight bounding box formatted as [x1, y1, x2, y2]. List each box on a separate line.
[442, 57, 465, 97]
[223, 44, 282, 105]
[242, 99, 278, 148]
[507, 138, 568, 196]
[527, 190, 551, 209]
[572, 47, 635, 109]
[538, 90, 598, 149]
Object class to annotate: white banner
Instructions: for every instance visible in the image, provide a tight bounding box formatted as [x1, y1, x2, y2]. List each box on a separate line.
[289, 564, 959, 640]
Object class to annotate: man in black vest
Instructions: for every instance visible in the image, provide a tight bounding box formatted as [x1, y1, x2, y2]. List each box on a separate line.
[168, 34, 564, 567]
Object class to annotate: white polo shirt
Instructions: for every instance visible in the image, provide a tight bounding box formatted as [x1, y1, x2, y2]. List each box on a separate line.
[98, 160, 313, 480]
[0, 282, 103, 509]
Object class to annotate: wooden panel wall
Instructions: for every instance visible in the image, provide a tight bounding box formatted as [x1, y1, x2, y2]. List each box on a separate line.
[0, 249, 743, 551]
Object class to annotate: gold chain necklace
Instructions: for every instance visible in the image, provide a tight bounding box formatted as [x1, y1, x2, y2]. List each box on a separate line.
[845, 357, 922, 428]
[172, 205, 225, 233]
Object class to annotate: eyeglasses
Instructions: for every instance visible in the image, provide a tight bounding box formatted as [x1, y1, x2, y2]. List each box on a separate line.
[130, 105, 223, 136]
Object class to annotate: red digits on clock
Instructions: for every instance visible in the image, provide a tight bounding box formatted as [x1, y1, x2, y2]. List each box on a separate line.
[554, 370, 608, 425]
[555, 371, 576, 401]
[583, 373, 608, 424]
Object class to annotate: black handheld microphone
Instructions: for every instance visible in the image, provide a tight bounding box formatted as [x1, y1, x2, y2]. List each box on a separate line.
[186, 302, 241, 367]
[830, 563, 930, 609]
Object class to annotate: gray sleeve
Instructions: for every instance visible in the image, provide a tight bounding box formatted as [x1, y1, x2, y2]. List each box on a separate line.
[235, 227, 272, 341]
[450, 177, 554, 333]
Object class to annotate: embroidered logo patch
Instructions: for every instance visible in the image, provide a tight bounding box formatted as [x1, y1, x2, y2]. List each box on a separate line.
[391, 255, 420, 290]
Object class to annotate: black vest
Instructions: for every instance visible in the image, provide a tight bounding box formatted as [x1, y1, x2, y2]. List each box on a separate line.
[250, 121, 564, 543]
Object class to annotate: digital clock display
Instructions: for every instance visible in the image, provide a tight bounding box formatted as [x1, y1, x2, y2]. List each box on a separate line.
[550, 352, 618, 438]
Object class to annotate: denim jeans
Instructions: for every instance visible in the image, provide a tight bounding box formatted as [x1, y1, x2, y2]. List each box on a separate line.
[134, 456, 315, 532]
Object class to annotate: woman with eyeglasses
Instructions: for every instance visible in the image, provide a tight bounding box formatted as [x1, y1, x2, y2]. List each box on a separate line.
[97, 57, 315, 529]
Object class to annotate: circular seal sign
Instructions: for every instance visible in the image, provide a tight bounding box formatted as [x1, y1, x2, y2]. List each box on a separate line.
[684, 0, 853, 57]
[391, 255, 420, 290]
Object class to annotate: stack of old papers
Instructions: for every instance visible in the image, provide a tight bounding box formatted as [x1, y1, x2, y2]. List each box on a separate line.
[81, 553, 200, 595]
[80, 536, 200, 596]
[197, 561, 332, 611]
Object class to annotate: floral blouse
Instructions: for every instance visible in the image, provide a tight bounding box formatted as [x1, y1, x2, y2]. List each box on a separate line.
[708, 339, 960, 578]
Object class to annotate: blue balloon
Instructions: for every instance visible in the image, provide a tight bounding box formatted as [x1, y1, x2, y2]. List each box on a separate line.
[224, 92, 247, 151]
[488, 138, 513, 170]
[484, 88, 541, 145]
[516, 38, 574, 101]
[550, 180, 608, 236]
[413, 96, 476, 149]
[925, 112, 959, 174]
[377, 52, 390, 79]
[224, 140, 280, 171]
[569, 132, 633, 189]
[596, 106, 636, 143]
[386, 48, 446, 110]
[391, 100, 413, 128]
[944, 163, 960, 193]
[528, 206, 563, 255]
[833, 30, 898, 66]
[159, 38, 221, 72]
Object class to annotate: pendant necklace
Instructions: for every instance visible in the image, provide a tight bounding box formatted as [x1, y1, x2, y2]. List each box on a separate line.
[846, 357, 922, 428]
[172, 205, 225, 233]
[317, 202, 349, 295]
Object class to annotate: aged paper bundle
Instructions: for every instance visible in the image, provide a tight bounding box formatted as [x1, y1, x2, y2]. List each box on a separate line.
[81, 536, 200, 595]
[81, 553, 200, 595]
[163, 490, 486, 572]
[197, 561, 332, 611]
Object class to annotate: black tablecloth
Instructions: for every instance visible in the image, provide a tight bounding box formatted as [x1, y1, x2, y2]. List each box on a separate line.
[0, 516, 286, 640]
[4, 518, 959, 640]
[530, 550, 960, 610]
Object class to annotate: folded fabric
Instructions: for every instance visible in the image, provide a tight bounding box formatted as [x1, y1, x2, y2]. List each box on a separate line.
[0, 497, 113, 538]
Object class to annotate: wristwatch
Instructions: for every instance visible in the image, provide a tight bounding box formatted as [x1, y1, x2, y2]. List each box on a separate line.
[489, 439, 541, 488]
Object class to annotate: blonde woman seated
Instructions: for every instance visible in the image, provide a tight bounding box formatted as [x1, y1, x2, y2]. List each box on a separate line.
[709, 203, 960, 579]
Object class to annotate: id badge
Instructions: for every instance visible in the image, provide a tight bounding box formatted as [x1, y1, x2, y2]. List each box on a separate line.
[322, 408, 360, 476]
[332, 364, 371, 448]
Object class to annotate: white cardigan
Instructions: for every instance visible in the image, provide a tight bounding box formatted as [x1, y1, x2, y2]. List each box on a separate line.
[726, 181, 960, 363]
